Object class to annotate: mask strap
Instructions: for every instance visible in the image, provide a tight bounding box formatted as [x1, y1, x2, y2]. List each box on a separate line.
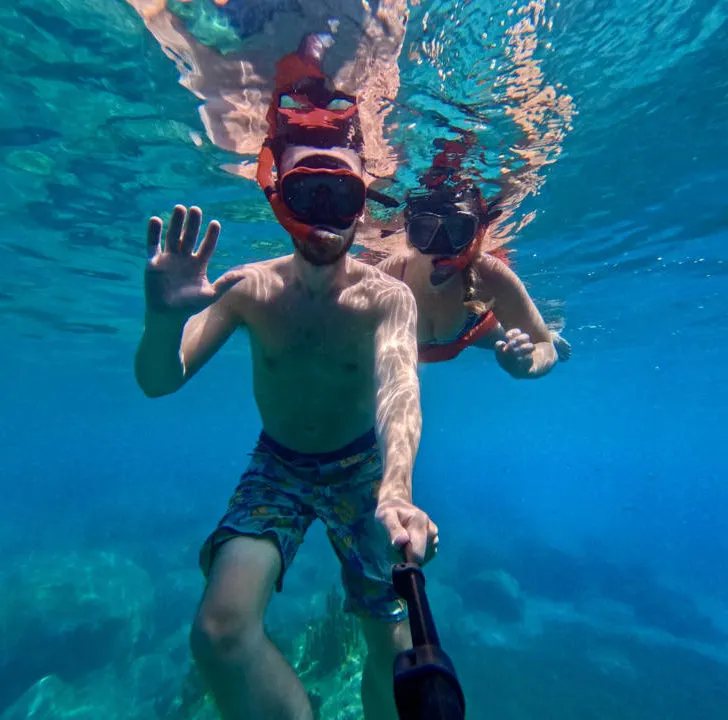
[257, 141, 315, 242]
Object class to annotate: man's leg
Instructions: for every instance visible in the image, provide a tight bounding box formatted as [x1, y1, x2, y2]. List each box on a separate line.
[190, 535, 312, 720]
[360, 617, 412, 720]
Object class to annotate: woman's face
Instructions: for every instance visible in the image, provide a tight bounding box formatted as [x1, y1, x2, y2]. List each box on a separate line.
[406, 200, 480, 256]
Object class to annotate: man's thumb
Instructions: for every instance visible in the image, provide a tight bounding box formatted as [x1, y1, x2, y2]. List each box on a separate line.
[212, 270, 246, 297]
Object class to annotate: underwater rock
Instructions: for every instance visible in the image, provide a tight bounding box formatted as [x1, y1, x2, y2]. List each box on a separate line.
[578, 596, 637, 628]
[0, 550, 154, 714]
[125, 652, 179, 705]
[580, 554, 723, 643]
[0, 670, 162, 720]
[423, 576, 466, 639]
[629, 584, 722, 643]
[150, 568, 204, 640]
[296, 587, 362, 681]
[454, 616, 728, 720]
[0, 676, 81, 720]
[504, 540, 592, 603]
[287, 586, 365, 719]
[0, 675, 101, 720]
[465, 569, 525, 623]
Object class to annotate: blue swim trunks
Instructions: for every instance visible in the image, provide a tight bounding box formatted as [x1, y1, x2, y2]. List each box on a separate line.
[199, 429, 407, 622]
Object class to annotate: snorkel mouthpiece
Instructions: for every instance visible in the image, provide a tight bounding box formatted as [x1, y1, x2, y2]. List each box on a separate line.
[434, 253, 471, 271]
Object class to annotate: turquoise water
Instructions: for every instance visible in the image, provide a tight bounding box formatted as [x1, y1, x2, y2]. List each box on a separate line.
[1, 0, 728, 718]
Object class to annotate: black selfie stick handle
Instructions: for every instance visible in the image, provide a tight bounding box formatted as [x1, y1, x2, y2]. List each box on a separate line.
[392, 548, 465, 720]
[394, 551, 440, 647]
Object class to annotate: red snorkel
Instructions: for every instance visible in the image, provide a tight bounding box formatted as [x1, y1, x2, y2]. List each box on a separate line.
[432, 241, 479, 272]
[257, 34, 364, 243]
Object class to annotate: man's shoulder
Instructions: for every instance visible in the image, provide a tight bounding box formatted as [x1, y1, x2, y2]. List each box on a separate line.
[348, 257, 416, 314]
[225, 255, 292, 302]
[351, 255, 407, 289]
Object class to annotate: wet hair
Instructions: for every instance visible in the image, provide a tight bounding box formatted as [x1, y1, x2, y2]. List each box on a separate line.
[463, 264, 492, 316]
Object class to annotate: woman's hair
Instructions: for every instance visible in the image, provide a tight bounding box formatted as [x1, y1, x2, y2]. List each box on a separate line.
[463, 264, 492, 315]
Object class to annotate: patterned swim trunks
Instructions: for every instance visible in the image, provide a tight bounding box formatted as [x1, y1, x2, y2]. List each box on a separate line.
[199, 429, 407, 622]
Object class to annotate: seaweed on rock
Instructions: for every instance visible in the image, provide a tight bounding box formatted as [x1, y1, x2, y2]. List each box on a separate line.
[296, 586, 363, 681]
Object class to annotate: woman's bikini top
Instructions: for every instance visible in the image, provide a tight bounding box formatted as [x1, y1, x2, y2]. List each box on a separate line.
[399, 259, 498, 363]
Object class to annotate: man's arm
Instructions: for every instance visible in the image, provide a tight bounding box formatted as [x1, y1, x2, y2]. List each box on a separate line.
[134, 289, 243, 398]
[372, 279, 439, 564]
[373, 281, 421, 505]
[476, 253, 557, 379]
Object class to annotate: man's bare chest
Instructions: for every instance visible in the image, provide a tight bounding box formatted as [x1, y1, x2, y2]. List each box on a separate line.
[247, 299, 374, 359]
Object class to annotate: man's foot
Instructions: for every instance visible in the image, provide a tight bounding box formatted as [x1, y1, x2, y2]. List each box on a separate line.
[552, 333, 571, 362]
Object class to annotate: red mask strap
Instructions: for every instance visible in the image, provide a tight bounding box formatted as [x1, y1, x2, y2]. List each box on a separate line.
[256, 141, 312, 241]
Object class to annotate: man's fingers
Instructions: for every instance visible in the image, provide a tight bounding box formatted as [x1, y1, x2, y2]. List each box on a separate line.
[426, 521, 440, 563]
[406, 512, 430, 564]
[212, 269, 246, 298]
[408, 531, 428, 565]
[146, 217, 163, 259]
[379, 511, 410, 548]
[165, 205, 187, 253]
[505, 327, 521, 340]
[196, 220, 222, 264]
[429, 519, 439, 540]
[181, 206, 202, 254]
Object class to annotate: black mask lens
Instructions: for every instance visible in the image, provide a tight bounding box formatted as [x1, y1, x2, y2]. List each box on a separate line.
[407, 214, 441, 251]
[281, 172, 365, 228]
[444, 213, 478, 251]
[407, 211, 478, 254]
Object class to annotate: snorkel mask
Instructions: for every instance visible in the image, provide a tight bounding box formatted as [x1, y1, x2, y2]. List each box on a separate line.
[257, 34, 368, 242]
[405, 185, 499, 273]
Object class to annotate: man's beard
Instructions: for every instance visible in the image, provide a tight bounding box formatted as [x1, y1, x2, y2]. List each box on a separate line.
[292, 227, 355, 266]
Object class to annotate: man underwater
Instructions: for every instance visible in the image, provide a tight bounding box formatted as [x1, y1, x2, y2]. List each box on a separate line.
[135, 36, 437, 720]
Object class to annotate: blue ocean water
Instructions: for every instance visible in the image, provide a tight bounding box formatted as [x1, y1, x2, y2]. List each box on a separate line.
[1, 0, 727, 718]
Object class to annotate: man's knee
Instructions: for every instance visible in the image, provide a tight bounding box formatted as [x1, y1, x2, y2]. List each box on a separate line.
[190, 535, 282, 665]
[190, 599, 264, 664]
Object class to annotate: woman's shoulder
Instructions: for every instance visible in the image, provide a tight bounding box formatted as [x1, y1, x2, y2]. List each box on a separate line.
[474, 248, 514, 277]
[375, 250, 413, 280]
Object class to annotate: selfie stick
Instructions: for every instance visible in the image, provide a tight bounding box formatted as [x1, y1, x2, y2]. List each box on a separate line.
[392, 548, 466, 720]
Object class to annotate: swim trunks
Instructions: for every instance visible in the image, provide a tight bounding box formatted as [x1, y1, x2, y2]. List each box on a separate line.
[199, 428, 407, 622]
